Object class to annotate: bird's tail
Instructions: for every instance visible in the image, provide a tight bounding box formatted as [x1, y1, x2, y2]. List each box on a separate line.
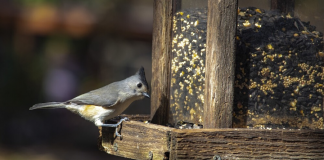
[29, 102, 66, 110]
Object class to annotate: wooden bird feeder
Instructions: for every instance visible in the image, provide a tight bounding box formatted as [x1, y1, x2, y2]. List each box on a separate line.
[99, 0, 324, 159]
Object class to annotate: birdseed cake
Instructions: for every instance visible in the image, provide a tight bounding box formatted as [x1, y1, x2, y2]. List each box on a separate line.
[170, 7, 324, 129]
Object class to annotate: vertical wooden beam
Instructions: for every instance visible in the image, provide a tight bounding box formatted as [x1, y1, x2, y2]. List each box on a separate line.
[151, 0, 173, 125]
[203, 0, 238, 128]
[271, 0, 295, 16]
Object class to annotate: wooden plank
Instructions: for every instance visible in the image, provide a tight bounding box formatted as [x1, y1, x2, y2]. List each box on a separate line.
[203, 0, 238, 128]
[99, 120, 324, 159]
[170, 128, 324, 159]
[119, 114, 151, 121]
[271, 0, 295, 16]
[98, 121, 175, 160]
[150, 0, 173, 125]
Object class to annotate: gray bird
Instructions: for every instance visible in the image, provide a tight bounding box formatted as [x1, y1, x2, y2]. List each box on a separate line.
[30, 67, 150, 137]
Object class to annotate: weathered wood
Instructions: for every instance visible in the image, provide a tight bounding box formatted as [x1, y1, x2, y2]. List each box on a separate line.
[271, 0, 295, 16]
[151, 0, 173, 125]
[99, 121, 175, 160]
[170, 128, 324, 159]
[99, 121, 324, 159]
[119, 114, 151, 121]
[203, 0, 238, 128]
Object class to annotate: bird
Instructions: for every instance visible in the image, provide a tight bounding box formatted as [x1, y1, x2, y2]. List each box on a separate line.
[30, 67, 150, 137]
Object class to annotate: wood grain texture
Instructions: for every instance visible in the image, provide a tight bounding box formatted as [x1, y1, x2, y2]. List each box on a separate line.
[99, 121, 175, 160]
[99, 121, 324, 159]
[169, 128, 324, 159]
[119, 114, 151, 121]
[271, 0, 295, 16]
[151, 0, 173, 125]
[203, 0, 238, 128]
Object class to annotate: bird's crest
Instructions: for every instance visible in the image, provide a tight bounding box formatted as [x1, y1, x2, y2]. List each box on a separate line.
[137, 67, 149, 91]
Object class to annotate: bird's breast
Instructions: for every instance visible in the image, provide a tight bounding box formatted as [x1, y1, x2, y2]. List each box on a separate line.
[111, 97, 139, 117]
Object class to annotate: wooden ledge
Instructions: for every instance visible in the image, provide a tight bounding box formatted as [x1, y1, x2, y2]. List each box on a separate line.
[98, 119, 324, 160]
[98, 121, 174, 159]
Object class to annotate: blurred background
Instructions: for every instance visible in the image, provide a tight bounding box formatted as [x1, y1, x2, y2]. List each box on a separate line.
[0, 0, 152, 159]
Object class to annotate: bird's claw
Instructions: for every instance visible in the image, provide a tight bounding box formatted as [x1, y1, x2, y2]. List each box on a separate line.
[115, 117, 129, 137]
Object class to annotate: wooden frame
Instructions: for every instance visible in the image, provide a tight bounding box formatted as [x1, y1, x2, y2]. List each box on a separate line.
[99, 120, 324, 159]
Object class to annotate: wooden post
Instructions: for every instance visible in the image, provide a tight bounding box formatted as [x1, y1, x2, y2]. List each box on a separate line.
[203, 0, 238, 128]
[151, 0, 173, 125]
[271, 0, 295, 16]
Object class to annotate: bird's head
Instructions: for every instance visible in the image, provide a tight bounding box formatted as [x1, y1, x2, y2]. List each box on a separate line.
[127, 67, 150, 99]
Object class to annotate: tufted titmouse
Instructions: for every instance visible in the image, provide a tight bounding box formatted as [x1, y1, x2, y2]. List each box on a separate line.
[30, 67, 150, 137]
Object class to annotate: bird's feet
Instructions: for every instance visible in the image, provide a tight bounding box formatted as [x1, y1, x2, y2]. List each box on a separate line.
[97, 117, 129, 137]
[114, 117, 129, 137]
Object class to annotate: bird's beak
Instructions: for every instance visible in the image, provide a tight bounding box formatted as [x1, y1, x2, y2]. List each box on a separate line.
[143, 92, 150, 98]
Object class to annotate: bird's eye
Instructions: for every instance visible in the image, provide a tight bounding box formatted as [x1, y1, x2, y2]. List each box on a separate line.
[137, 83, 142, 88]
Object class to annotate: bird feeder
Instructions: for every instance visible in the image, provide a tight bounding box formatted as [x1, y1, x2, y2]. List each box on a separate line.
[99, 0, 324, 159]
[151, 0, 236, 129]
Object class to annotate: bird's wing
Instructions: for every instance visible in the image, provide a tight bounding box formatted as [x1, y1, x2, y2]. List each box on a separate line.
[67, 89, 120, 108]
